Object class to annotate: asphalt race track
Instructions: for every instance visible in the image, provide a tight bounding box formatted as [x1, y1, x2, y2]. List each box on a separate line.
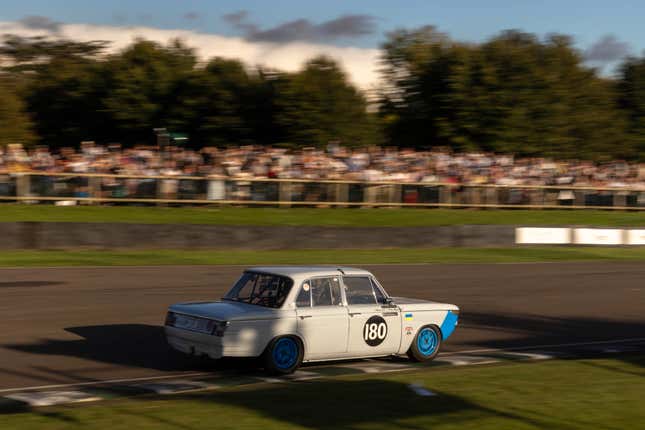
[1, 262, 644, 391]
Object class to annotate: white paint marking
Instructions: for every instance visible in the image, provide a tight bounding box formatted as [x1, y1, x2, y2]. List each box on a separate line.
[0, 372, 211, 394]
[439, 337, 645, 357]
[408, 383, 436, 397]
[256, 377, 284, 384]
[284, 370, 321, 381]
[134, 380, 216, 394]
[0, 337, 643, 395]
[498, 351, 553, 360]
[6, 391, 101, 407]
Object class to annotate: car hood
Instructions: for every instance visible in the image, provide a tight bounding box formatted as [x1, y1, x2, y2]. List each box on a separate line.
[391, 296, 459, 312]
[169, 300, 281, 321]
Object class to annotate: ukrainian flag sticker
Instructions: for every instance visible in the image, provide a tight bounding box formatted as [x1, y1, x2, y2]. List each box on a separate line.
[404, 313, 413, 321]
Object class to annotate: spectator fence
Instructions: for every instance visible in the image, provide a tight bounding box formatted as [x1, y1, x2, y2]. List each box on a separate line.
[0, 172, 644, 210]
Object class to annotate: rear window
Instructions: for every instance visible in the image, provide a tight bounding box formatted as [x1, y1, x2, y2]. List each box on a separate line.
[224, 272, 293, 308]
[297, 277, 342, 307]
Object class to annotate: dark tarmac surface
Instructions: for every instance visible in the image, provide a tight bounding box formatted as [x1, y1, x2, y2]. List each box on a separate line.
[1, 262, 644, 390]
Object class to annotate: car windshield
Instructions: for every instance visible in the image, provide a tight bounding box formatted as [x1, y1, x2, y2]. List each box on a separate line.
[223, 272, 293, 308]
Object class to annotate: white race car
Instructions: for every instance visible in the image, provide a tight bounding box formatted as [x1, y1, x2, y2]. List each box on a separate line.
[165, 266, 459, 374]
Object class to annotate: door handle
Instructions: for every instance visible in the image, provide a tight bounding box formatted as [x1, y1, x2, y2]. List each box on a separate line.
[349, 312, 362, 316]
[299, 315, 312, 319]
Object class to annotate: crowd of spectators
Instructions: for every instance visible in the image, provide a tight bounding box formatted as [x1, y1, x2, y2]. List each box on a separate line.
[1, 142, 644, 189]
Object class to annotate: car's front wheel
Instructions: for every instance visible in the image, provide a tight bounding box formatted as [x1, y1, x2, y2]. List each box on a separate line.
[407, 325, 442, 362]
[263, 336, 303, 375]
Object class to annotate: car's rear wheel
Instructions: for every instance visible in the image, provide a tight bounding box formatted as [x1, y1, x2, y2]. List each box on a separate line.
[263, 336, 303, 375]
[407, 325, 442, 362]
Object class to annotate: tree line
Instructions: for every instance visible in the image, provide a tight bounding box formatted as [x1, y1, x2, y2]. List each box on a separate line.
[0, 28, 643, 160]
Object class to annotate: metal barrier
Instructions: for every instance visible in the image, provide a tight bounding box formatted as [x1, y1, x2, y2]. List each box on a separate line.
[0, 172, 644, 210]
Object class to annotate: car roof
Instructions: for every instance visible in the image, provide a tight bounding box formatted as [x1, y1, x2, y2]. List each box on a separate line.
[245, 266, 372, 279]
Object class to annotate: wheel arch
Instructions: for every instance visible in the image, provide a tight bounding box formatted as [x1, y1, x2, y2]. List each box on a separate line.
[261, 333, 305, 356]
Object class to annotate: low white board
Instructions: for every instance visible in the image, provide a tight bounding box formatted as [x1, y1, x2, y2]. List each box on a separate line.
[626, 230, 645, 245]
[573, 228, 623, 245]
[515, 228, 571, 244]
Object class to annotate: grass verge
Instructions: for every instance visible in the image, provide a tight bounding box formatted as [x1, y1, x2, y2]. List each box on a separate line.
[2, 355, 643, 429]
[1, 247, 645, 266]
[1, 205, 644, 226]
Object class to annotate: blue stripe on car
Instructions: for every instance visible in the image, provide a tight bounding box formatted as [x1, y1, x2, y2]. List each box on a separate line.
[440, 311, 458, 340]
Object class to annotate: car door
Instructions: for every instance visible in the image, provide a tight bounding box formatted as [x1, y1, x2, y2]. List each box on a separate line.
[295, 276, 349, 360]
[343, 276, 401, 357]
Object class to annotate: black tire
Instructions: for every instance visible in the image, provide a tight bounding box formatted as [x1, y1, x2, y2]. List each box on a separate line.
[263, 336, 303, 375]
[407, 325, 442, 362]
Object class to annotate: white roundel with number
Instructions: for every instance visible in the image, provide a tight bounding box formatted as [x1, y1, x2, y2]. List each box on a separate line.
[363, 315, 388, 346]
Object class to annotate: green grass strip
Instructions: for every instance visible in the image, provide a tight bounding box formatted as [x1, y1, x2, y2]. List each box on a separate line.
[1, 205, 644, 226]
[2, 355, 643, 429]
[1, 247, 645, 266]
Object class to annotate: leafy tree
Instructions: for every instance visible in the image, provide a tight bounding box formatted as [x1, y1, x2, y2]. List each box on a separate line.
[618, 57, 645, 158]
[0, 81, 35, 146]
[100, 39, 197, 144]
[0, 35, 107, 74]
[379, 28, 631, 159]
[165, 58, 256, 147]
[274, 56, 380, 147]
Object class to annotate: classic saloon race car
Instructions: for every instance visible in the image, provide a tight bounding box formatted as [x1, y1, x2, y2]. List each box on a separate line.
[165, 266, 459, 374]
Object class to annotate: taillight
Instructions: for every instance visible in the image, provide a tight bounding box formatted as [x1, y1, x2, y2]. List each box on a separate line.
[165, 312, 176, 326]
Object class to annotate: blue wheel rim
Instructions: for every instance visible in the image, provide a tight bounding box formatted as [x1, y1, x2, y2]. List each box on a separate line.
[417, 328, 438, 356]
[272, 338, 298, 369]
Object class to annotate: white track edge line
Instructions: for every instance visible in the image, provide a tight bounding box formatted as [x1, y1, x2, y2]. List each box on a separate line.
[1, 337, 644, 394]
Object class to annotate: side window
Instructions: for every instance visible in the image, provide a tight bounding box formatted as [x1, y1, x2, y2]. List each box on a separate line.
[343, 277, 377, 305]
[371, 278, 388, 304]
[311, 277, 342, 306]
[296, 283, 311, 307]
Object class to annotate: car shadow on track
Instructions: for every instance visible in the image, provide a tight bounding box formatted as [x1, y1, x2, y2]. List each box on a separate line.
[3, 324, 245, 373]
[4, 312, 645, 378]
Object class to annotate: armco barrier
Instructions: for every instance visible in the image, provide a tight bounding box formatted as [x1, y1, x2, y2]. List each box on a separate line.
[0, 223, 642, 250]
[515, 227, 571, 244]
[0, 223, 515, 250]
[515, 227, 645, 245]
[573, 228, 624, 245]
[626, 230, 645, 245]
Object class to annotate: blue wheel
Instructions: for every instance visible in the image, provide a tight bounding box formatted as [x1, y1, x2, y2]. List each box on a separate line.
[408, 325, 442, 362]
[264, 336, 302, 374]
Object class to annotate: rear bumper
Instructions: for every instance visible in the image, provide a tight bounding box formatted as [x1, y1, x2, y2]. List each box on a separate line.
[165, 326, 223, 359]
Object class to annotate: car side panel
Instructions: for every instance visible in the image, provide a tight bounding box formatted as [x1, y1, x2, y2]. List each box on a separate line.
[223, 314, 298, 357]
[296, 306, 349, 361]
[346, 305, 402, 356]
[397, 309, 458, 354]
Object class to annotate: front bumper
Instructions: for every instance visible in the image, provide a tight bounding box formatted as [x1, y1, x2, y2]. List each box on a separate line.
[165, 326, 224, 359]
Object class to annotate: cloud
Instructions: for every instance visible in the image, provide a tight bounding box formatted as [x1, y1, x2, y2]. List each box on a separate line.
[18, 15, 61, 33]
[0, 19, 380, 89]
[222, 10, 376, 43]
[585, 35, 631, 63]
[183, 12, 201, 21]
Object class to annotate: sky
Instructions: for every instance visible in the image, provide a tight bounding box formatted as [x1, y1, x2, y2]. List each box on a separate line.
[1, 0, 643, 88]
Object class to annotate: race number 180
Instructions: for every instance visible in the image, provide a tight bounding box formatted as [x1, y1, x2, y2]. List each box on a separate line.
[363, 316, 387, 346]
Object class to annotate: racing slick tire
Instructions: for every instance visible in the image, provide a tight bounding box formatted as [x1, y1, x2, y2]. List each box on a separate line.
[407, 325, 442, 362]
[263, 336, 303, 375]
